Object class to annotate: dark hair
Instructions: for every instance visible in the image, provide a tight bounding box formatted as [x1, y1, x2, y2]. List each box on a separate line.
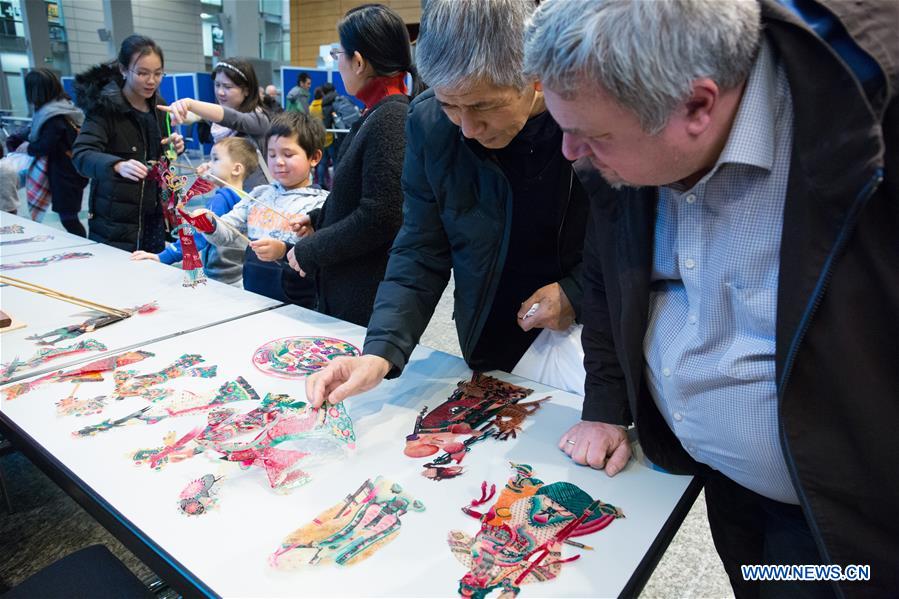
[25, 68, 68, 109]
[213, 57, 263, 114]
[297, 72, 311, 85]
[6, 128, 29, 152]
[313, 86, 323, 101]
[321, 82, 335, 94]
[118, 34, 164, 70]
[267, 111, 326, 159]
[338, 3, 423, 96]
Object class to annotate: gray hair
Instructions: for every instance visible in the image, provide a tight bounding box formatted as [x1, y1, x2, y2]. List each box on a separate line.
[524, 0, 762, 133]
[417, 0, 535, 91]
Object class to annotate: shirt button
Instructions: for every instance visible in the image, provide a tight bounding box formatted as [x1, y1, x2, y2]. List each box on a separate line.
[688, 314, 697, 324]
[685, 194, 696, 204]
[684, 258, 696, 269]
[673, 411, 683, 422]
[662, 367, 671, 377]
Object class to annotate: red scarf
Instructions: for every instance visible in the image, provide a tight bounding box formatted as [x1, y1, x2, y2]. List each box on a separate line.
[355, 73, 408, 112]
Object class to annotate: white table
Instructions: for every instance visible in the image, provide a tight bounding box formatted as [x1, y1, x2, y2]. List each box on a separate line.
[0, 212, 96, 257]
[0, 305, 698, 598]
[0, 242, 280, 383]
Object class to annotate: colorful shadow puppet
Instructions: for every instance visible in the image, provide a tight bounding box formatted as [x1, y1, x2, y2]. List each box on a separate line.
[448, 464, 625, 598]
[25, 302, 158, 346]
[1, 338, 107, 383]
[270, 477, 424, 569]
[252, 336, 360, 379]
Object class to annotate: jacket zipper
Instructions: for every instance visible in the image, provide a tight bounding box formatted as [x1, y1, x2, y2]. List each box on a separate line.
[464, 154, 514, 360]
[556, 169, 574, 277]
[777, 169, 882, 592]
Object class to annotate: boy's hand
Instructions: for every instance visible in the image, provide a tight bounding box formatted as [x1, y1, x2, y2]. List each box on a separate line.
[178, 208, 216, 233]
[130, 251, 160, 262]
[250, 238, 287, 261]
[289, 214, 314, 237]
[195, 162, 212, 177]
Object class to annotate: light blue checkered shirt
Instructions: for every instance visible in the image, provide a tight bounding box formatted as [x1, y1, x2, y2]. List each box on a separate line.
[644, 39, 799, 504]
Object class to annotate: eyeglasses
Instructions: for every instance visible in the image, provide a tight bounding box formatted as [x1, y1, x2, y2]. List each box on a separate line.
[329, 49, 345, 61]
[130, 69, 166, 82]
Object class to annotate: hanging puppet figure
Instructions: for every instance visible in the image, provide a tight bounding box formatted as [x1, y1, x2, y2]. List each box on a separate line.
[448, 464, 625, 598]
[270, 477, 425, 569]
[147, 157, 216, 287]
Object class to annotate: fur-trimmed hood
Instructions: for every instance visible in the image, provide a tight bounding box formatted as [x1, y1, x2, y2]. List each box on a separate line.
[73, 62, 163, 115]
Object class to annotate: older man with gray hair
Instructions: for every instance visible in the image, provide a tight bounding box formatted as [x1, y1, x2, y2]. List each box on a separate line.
[525, 0, 898, 596]
[305, 0, 588, 406]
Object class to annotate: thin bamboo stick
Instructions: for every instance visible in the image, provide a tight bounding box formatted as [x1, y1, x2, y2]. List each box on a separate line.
[0, 275, 130, 318]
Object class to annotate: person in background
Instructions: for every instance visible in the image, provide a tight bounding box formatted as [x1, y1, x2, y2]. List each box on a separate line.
[72, 34, 185, 252]
[163, 57, 271, 190]
[286, 72, 312, 114]
[284, 3, 420, 326]
[263, 84, 282, 113]
[182, 112, 328, 305]
[524, 0, 898, 596]
[307, 86, 334, 189]
[303, 0, 587, 403]
[21, 69, 88, 235]
[0, 132, 29, 215]
[130, 136, 257, 287]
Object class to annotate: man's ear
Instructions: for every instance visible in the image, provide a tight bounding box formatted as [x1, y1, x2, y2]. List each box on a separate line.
[310, 148, 323, 167]
[683, 78, 719, 137]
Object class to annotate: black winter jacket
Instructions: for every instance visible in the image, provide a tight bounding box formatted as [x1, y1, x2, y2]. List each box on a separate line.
[71, 64, 168, 251]
[27, 115, 87, 214]
[363, 89, 588, 376]
[288, 94, 409, 327]
[578, 2, 898, 596]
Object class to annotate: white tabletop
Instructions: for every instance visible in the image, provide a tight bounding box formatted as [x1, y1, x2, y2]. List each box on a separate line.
[0, 241, 280, 383]
[0, 304, 694, 598]
[0, 212, 96, 257]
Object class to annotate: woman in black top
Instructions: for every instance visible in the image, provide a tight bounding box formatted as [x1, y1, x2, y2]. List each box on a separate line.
[23, 69, 88, 236]
[71, 35, 184, 252]
[285, 4, 423, 327]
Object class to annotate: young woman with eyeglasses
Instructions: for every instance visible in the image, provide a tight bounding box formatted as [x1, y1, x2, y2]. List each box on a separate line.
[163, 57, 270, 190]
[71, 34, 185, 252]
[283, 3, 424, 327]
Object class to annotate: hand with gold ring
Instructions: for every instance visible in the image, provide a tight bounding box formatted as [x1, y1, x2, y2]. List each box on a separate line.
[559, 420, 631, 476]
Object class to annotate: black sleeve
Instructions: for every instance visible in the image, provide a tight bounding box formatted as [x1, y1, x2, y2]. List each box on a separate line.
[580, 207, 632, 425]
[27, 116, 67, 158]
[291, 104, 407, 272]
[71, 113, 120, 179]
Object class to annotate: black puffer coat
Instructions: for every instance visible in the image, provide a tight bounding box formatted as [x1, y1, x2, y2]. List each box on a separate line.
[71, 64, 167, 251]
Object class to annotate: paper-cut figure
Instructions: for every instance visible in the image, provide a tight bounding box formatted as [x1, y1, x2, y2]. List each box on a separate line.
[252, 336, 360, 379]
[131, 428, 206, 470]
[0, 225, 25, 234]
[0, 251, 92, 271]
[208, 401, 355, 490]
[448, 463, 624, 598]
[271, 477, 425, 569]
[0, 234, 53, 246]
[111, 353, 217, 402]
[178, 473, 223, 516]
[4, 350, 154, 400]
[25, 302, 158, 346]
[406, 375, 550, 480]
[1, 339, 107, 383]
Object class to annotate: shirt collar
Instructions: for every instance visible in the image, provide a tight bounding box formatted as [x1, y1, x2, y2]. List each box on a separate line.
[715, 38, 778, 173]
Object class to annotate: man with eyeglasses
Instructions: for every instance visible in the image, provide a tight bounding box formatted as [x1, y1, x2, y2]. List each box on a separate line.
[305, 0, 588, 406]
